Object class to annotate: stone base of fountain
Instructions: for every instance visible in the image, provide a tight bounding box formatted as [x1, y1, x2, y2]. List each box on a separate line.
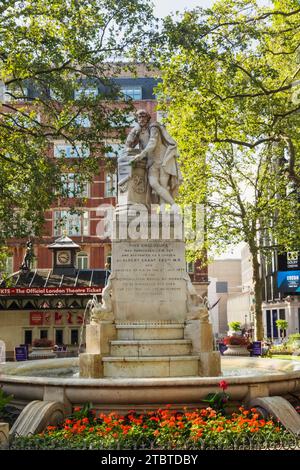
[79, 321, 221, 378]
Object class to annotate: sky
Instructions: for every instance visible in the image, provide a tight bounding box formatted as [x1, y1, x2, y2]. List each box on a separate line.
[152, 0, 213, 18]
[152, 0, 270, 18]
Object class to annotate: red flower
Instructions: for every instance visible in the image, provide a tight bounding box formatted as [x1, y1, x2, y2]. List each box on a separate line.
[219, 380, 228, 391]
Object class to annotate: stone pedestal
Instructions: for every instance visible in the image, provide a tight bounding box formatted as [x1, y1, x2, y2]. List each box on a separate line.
[184, 320, 221, 376]
[85, 322, 116, 355]
[112, 238, 187, 323]
[184, 320, 214, 354]
[198, 352, 221, 376]
[79, 154, 221, 378]
[79, 353, 103, 378]
[79, 322, 116, 378]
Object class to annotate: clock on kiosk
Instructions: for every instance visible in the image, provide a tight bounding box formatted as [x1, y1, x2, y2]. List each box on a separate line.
[48, 233, 80, 275]
[56, 250, 71, 265]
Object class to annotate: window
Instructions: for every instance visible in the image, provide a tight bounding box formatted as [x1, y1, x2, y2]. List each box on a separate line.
[55, 329, 64, 346]
[74, 114, 91, 128]
[74, 87, 98, 99]
[54, 142, 90, 158]
[105, 143, 122, 158]
[105, 173, 117, 197]
[186, 261, 195, 273]
[76, 252, 88, 270]
[279, 309, 286, 320]
[24, 330, 32, 345]
[61, 174, 88, 198]
[120, 86, 142, 100]
[5, 256, 13, 274]
[54, 210, 89, 236]
[71, 329, 79, 345]
[40, 330, 48, 339]
[216, 281, 228, 294]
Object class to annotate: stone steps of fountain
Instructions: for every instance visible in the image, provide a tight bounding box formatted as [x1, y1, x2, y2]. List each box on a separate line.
[102, 355, 200, 378]
[110, 339, 192, 357]
[115, 323, 185, 340]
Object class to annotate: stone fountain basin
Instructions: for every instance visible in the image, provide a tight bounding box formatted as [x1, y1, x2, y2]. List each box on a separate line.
[1, 357, 300, 411]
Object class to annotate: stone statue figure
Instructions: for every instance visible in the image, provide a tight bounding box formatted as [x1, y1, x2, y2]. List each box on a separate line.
[125, 109, 183, 205]
[89, 274, 115, 324]
[184, 274, 209, 322]
[20, 240, 34, 272]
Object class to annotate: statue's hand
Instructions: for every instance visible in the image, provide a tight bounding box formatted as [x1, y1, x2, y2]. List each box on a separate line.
[130, 153, 145, 164]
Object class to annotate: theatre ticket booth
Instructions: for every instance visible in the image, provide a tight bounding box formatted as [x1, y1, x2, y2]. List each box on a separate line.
[0, 236, 105, 359]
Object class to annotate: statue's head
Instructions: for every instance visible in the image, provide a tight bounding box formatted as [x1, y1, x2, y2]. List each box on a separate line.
[136, 109, 151, 128]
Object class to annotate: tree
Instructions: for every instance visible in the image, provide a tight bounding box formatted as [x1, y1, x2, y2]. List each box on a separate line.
[0, 0, 155, 257]
[157, 0, 300, 340]
[275, 319, 288, 340]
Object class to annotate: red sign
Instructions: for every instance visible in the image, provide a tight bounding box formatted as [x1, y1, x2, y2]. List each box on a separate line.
[67, 312, 73, 324]
[0, 286, 102, 296]
[55, 311, 63, 325]
[30, 312, 43, 325]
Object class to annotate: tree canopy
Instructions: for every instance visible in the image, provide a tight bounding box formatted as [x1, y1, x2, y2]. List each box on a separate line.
[0, 0, 155, 251]
[157, 0, 300, 339]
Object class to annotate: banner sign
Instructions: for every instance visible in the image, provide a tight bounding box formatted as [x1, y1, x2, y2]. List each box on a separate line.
[277, 271, 300, 294]
[0, 286, 102, 296]
[30, 312, 43, 325]
[30, 311, 84, 325]
[15, 346, 28, 361]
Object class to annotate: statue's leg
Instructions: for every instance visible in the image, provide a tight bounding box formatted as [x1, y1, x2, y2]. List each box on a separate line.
[149, 168, 175, 205]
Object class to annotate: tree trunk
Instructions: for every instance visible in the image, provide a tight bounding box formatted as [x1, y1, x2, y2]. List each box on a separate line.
[251, 250, 264, 341]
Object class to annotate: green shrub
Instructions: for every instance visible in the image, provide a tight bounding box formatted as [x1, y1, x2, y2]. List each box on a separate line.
[228, 321, 241, 332]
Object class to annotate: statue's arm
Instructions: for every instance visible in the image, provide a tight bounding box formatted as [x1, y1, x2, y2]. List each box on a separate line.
[125, 125, 140, 149]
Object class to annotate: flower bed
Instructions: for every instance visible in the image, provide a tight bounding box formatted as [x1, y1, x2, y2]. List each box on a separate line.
[11, 405, 298, 450]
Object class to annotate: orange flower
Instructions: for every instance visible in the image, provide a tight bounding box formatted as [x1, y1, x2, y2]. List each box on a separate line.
[153, 430, 160, 436]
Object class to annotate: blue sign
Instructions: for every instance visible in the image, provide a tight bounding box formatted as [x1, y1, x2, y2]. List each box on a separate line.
[15, 346, 28, 361]
[218, 343, 227, 355]
[252, 341, 262, 356]
[277, 270, 300, 294]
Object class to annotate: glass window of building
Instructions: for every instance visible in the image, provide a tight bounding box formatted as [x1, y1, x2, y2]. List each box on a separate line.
[74, 87, 98, 99]
[54, 142, 90, 158]
[54, 210, 89, 236]
[24, 330, 32, 345]
[71, 329, 79, 345]
[186, 261, 195, 273]
[77, 252, 89, 270]
[40, 330, 48, 339]
[120, 86, 142, 100]
[216, 282, 228, 294]
[61, 174, 88, 198]
[105, 173, 117, 197]
[55, 329, 64, 346]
